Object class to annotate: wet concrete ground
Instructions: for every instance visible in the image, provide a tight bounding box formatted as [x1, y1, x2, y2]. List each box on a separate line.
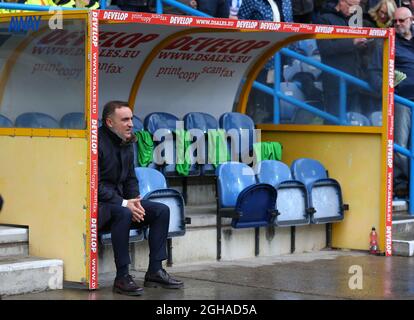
[4, 250, 414, 300]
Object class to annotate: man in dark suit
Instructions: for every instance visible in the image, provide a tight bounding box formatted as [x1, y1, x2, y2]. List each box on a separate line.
[98, 100, 183, 296]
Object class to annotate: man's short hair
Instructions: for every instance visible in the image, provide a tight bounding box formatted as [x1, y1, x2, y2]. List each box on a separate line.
[102, 101, 130, 124]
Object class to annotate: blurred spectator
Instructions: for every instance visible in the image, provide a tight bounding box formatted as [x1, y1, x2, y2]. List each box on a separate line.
[190, 0, 230, 18]
[229, 0, 243, 18]
[366, 0, 397, 27]
[315, 0, 369, 119]
[238, 0, 293, 123]
[292, 0, 314, 23]
[392, 7, 414, 196]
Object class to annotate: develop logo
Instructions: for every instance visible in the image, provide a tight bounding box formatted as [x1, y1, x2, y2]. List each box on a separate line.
[9, 15, 41, 33]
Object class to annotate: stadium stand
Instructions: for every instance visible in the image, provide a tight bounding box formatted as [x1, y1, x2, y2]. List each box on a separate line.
[60, 112, 86, 129]
[15, 112, 59, 128]
[370, 111, 382, 126]
[219, 112, 256, 164]
[132, 115, 144, 132]
[0, 114, 13, 127]
[144, 112, 180, 176]
[296, 39, 319, 57]
[215, 162, 277, 259]
[347, 112, 371, 126]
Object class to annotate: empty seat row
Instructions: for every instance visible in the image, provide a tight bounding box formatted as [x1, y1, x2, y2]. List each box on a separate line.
[217, 158, 347, 228]
[215, 158, 348, 259]
[0, 112, 145, 130]
[0, 112, 86, 129]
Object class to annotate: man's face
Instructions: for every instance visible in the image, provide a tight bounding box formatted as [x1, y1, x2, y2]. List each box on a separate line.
[338, 0, 361, 17]
[106, 106, 133, 141]
[394, 9, 413, 37]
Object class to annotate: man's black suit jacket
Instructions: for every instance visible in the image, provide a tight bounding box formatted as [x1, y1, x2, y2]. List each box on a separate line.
[98, 125, 139, 230]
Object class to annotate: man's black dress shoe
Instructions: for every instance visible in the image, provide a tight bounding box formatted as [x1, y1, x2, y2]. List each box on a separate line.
[113, 274, 144, 296]
[144, 269, 184, 289]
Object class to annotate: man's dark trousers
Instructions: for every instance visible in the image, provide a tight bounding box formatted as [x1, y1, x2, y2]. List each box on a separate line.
[99, 200, 170, 270]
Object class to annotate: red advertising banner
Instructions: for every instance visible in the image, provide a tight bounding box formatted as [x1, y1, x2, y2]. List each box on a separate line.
[385, 28, 395, 257]
[89, 10, 100, 289]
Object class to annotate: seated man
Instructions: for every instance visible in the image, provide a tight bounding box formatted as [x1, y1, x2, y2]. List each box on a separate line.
[98, 100, 183, 296]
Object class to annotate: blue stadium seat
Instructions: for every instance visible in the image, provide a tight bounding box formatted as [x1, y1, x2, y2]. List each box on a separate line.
[0, 114, 13, 127]
[347, 112, 371, 126]
[370, 111, 382, 126]
[144, 112, 181, 177]
[15, 112, 59, 128]
[132, 115, 144, 132]
[255, 160, 310, 226]
[135, 166, 167, 195]
[183, 112, 218, 176]
[297, 39, 319, 57]
[99, 166, 148, 245]
[60, 112, 85, 129]
[135, 167, 189, 238]
[144, 112, 178, 134]
[256, 160, 292, 186]
[216, 162, 277, 259]
[219, 112, 255, 164]
[291, 158, 347, 224]
[184, 112, 218, 133]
